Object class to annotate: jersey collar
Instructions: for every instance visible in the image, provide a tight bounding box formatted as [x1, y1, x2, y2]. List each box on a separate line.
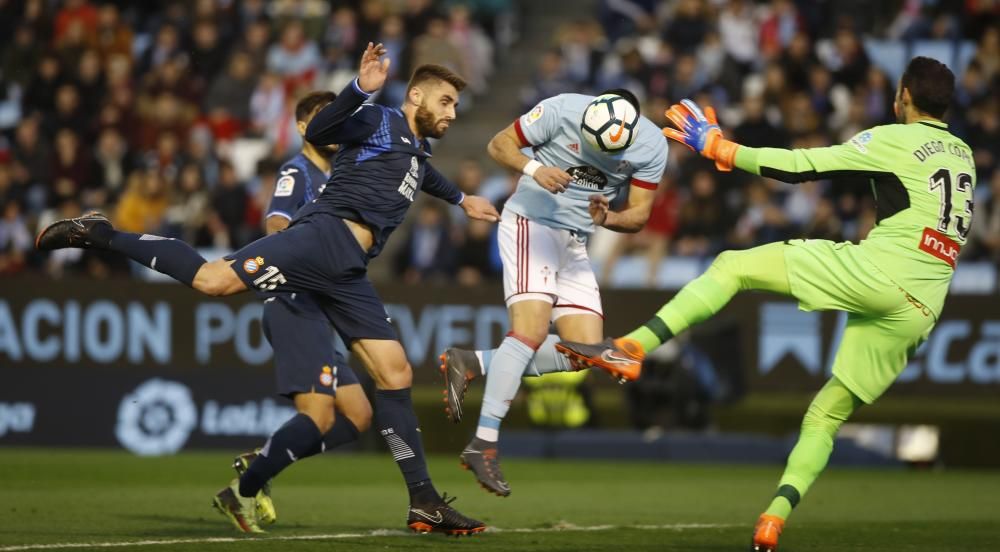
[915, 119, 948, 130]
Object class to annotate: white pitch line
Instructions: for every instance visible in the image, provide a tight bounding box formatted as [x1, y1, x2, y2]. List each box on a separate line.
[0, 523, 737, 551]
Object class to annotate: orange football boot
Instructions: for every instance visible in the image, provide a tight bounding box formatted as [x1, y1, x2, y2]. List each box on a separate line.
[554, 337, 645, 383]
[751, 514, 785, 552]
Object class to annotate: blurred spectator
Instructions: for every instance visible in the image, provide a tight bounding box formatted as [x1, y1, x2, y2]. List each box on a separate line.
[394, 202, 455, 284]
[210, 161, 253, 248]
[114, 168, 170, 235]
[412, 16, 465, 77]
[267, 19, 322, 88]
[2, 26, 42, 88]
[759, 0, 803, 60]
[455, 219, 498, 286]
[674, 170, 730, 256]
[0, 199, 32, 276]
[163, 163, 212, 246]
[205, 51, 257, 127]
[448, 4, 494, 95]
[189, 19, 228, 91]
[94, 3, 132, 63]
[664, 0, 709, 54]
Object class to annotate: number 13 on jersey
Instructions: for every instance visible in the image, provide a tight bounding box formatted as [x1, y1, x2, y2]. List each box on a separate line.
[928, 168, 974, 242]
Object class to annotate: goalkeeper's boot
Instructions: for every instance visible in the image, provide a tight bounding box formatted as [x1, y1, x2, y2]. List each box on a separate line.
[460, 436, 510, 497]
[554, 337, 644, 383]
[35, 212, 112, 251]
[232, 449, 277, 525]
[212, 478, 265, 534]
[439, 348, 481, 423]
[751, 514, 784, 552]
[408, 492, 486, 536]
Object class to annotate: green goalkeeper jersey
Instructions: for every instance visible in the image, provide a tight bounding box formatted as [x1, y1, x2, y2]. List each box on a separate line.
[734, 120, 975, 318]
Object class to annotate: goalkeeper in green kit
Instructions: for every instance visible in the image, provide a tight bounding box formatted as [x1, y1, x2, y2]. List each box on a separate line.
[556, 57, 974, 552]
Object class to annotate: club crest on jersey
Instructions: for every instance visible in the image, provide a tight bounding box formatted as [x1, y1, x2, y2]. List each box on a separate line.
[243, 258, 260, 274]
[566, 165, 608, 190]
[524, 104, 544, 126]
[568, 143, 580, 153]
[275, 175, 296, 197]
[320, 365, 336, 387]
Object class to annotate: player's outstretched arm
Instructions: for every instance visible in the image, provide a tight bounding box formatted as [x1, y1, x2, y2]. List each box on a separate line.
[588, 183, 656, 233]
[487, 123, 572, 194]
[663, 98, 883, 183]
[305, 43, 388, 146]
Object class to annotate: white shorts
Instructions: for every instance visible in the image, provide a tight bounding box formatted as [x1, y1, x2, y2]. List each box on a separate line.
[498, 211, 603, 320]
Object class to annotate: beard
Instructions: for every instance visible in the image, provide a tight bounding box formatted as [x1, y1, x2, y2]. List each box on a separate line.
[415, 102, 448, 139]
[320, 143, 340, 156]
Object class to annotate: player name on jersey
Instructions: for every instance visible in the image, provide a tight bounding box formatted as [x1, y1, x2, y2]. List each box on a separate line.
[911, 139, 974, 169]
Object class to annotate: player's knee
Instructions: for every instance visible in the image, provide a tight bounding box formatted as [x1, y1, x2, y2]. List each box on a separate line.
[706, 250, 745, 289]
[301, 407, 335, 434]
[193, 262, 241, 296]
[375, 362, 413, 390]
[801, 401, 845, 438]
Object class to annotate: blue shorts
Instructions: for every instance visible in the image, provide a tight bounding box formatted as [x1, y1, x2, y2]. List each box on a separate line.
[261, 293, 361, 398]
[227, 212, 396, 343]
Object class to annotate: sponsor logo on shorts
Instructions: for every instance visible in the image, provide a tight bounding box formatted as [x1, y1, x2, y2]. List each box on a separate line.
[899, 286, 932, 317]
[243, 258, 260, 274]
[918, 227, 959, 269]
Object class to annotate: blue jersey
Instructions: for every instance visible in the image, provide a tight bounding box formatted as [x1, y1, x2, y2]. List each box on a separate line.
[505, 93, 668, 234]
[266, 153, 330, 221]
[301, 80, 464, 258]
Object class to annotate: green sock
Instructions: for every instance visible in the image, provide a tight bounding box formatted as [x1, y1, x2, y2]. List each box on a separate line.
[625, 269, 734, 353]
[762, 377, 861, 521]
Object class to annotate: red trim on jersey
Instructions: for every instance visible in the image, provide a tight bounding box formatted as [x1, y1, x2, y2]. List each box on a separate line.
[517, 215, 529, 293]
[506, 331, 542, 350]
[630, 177, 658, 190]
[513, 118, 532, 148]
[554, 303, 605, 319]
[918, 227, 959, 269]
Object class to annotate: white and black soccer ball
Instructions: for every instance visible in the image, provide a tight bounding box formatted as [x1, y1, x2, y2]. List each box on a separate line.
[580, 94, 639, 153]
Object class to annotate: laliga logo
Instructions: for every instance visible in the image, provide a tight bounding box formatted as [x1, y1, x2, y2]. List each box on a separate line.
[115, 378, 197, 456]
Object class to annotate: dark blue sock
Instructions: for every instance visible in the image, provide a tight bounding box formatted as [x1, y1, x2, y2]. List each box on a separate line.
[239, 413, 323, 497]
[374, 388, 438, 504]
[322, 416, 360, 450]
[105, 231, 205, 287]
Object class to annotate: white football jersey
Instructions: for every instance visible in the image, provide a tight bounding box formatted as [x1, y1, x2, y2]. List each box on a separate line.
[504, 93, 668, 235]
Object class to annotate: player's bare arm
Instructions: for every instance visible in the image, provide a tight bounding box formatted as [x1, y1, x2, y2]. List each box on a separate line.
[487, 123, 571, 194]
[589, 184, 656, 233]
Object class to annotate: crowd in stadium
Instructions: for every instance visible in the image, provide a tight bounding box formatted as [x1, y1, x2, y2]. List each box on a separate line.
[1, 0, 998, 286]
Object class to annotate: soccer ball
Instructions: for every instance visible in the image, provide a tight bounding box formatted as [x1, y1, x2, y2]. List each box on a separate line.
[581, 94, 639, 153]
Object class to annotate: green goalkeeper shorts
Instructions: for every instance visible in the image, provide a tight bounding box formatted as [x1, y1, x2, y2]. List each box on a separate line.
[783, 239, 936, 404]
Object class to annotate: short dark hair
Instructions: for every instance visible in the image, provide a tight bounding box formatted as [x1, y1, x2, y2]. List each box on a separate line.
[295, 91, 336, 122]
[900, 56, 954, 119]
[406, 64, 467, 94]
[599, 88, 641, 115]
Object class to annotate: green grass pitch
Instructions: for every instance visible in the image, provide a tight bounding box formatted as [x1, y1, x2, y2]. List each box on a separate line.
[2, 448, 998, 551]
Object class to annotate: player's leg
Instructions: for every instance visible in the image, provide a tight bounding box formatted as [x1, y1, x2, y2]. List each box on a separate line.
[751, 375, 862, 551]
[36, 212, 218, 290]
[753, 300, 933, 551]
[557, 241, 793, 379]
[231, 296, 372, 523]
[351, 337, 485, 535]
[443, 212, 560, 429]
